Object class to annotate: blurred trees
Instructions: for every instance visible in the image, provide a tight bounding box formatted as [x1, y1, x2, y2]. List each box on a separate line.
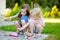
[6, 0, 60, 18]
[6, 0, 60, 9]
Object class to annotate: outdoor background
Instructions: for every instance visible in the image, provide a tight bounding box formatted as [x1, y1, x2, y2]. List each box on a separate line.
[0, 0, 60, 40]
[5, 0, 60, 18]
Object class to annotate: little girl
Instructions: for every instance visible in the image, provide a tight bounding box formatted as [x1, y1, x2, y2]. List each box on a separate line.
[6, 4, 30, 36]
[16, 4, 30, 34]
[5, 9, 30, 37]
[17, 9, 29, 34]
[18, 8, 45, 37]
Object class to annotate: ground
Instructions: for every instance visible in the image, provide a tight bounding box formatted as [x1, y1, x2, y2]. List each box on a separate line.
[0, 31, 48, 40]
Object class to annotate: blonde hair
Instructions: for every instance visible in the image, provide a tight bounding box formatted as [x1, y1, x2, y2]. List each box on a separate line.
[34, 3, 39, 8]
[31, 8, 43, 20]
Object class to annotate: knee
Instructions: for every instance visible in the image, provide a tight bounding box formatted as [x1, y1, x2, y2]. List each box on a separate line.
[14, 21, 17, 24]
[36, 24, 41, 28]
[21, 21, 26, 25]
[14, 21, 19, 25]
[29, 21, 35, 26]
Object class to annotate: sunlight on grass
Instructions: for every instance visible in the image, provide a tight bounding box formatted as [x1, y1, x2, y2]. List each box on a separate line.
[45, 18, 60, 23]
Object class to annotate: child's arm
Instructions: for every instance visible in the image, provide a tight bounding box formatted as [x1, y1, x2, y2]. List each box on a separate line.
[18, 20, 31, 31]
[10, 13, 19, 19]
[5, 13, 19, 21]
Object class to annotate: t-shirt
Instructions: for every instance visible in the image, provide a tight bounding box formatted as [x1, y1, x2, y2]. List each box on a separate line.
[20, 15, 28, 25]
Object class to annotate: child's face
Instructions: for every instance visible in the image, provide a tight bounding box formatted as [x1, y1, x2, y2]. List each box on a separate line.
[21, 9, 26, 16]
[33, 15, 37, 20]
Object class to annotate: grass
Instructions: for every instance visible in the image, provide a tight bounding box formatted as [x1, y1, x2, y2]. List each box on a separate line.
[43, 23, 60, 40]
[0, 25, 16, 32]
[0, 23, 60, 40]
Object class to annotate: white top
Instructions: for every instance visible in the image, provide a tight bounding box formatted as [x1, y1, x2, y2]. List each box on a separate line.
[29, 17, 45, 27]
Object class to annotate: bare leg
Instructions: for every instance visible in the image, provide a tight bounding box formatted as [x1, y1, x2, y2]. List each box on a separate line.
[14, 21, 21, 34]
[21, 20, 28, 34]
[29, 21, 35, 36]
[36, 24, 43, 35]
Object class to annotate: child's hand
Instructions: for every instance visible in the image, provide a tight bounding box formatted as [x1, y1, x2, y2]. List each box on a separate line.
[5, 17, 11, 21]
[18, 28, 20, 31]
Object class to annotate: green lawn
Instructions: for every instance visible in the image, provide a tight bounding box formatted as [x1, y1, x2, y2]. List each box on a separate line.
[43, 23, 60, 40]
[0, 23, 60, 40]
